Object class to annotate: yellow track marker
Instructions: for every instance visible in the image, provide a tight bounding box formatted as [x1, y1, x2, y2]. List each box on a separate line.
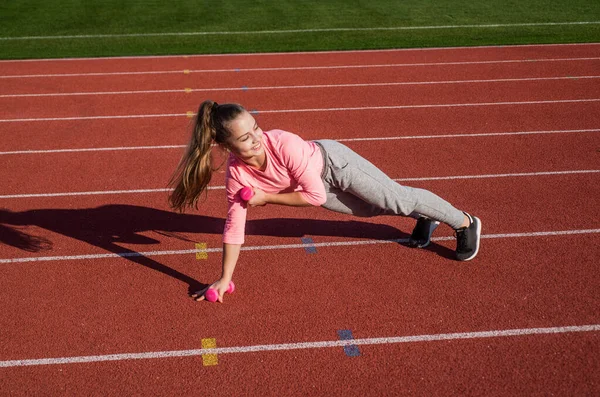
[195, 243, 207, 259]
[186, 111, 194, 118]
[183, 69, 190, 74]
[201, 338, 218, 366]
[184, 88, 192, 93]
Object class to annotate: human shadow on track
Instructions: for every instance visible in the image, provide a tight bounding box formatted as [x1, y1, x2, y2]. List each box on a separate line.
[0, 205, 455, 295]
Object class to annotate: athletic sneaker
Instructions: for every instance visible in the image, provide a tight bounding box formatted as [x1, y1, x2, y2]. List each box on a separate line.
[455, 213, 482, 261]
[408, 217, 440, 248]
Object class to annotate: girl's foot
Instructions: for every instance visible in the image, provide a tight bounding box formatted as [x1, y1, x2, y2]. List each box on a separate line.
[455, 213, 481, 261]
[408, 217, 440, 248]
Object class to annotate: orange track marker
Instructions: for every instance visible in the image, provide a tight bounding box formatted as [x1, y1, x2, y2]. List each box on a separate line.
[201, 338, 218, 366]
[195, 243, 207, 259]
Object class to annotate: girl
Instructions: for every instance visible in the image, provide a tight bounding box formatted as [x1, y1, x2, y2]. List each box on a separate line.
[169, 101, 481, 302]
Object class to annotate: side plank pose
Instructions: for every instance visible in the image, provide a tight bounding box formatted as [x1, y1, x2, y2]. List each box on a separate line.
[169, 101, 482, 302]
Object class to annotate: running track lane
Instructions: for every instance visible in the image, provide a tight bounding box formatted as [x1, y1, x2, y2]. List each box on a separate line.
[0, 236, 598, 395]
[2, 78, 600, 119]
[2, 59, 600, 96]
[0, 334, 598, 395]
[1, 228, 599, 360]
[1, 172, 598, 267]
[1, 131, 598, 195]
[1, 102, 599, 152]
[0, 43, 599, 75]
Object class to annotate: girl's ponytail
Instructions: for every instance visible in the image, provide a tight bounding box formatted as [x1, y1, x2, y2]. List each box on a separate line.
[168, 100, 244, 211]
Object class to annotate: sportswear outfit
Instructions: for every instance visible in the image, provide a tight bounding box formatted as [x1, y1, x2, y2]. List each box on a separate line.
[223, 129, 480, 260]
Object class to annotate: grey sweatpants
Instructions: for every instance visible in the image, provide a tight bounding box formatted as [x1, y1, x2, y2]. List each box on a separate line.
[314, 140, 465, 229]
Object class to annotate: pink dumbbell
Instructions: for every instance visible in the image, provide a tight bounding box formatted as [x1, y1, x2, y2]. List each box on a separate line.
[240, 186, 254, 201]
[204, 281, 235, 302]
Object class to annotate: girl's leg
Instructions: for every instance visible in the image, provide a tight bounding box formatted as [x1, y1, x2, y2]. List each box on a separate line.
[316, 140, 465, 229]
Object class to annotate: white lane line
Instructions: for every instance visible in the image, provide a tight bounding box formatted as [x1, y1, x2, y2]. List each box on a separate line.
[257, 99, 600, 114]
[2, 98, 599, 123]
[1, 228, 599, 264]
[1, 170, 598, 199]
[1, 42, 598, 63]
[2, 76, 599, 98]
[2, 57, 599, 79]
[336, 128, 600, 142]
[0, 188, 173, 199]
[0, 144, 187, 155]
[2, 228, 600, 264]
[2, 21, 599, 41]
[396, 169, 600, 182]
[0, 113, 186, 123]
[0, 88, 189, 98]
[1, 324, 598, 368]
[2, 128, 599, 156]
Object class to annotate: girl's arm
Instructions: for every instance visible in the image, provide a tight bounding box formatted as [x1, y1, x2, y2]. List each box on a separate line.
[264, 191, 312, 207]
[221, 242, 241, 282]
[248, 188, 312, 207]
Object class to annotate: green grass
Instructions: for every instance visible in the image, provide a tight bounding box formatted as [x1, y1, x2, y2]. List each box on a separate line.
[0, 0, 599, 59]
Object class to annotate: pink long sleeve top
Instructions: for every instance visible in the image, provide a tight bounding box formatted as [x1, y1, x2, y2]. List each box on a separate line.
[223, 129, 326, 244]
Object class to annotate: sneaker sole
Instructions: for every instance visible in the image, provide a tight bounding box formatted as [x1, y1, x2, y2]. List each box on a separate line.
[459, 216, 481, 261]
[410, 221, 440, 248]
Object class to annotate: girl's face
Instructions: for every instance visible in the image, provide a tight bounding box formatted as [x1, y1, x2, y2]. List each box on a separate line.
[225, 111, 265, 165]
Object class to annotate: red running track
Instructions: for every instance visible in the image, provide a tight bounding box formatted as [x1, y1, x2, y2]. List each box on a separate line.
[1, 43, 599, 396]
[3, 78, 600, 118]
[1, 131, 599, 195]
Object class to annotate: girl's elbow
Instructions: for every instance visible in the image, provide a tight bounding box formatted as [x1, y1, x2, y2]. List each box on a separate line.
[314, 194, 327, 206]
[299, 193, 325, 207]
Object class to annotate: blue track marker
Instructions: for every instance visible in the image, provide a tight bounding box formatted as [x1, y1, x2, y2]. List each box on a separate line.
[235, 68, 240, 72]
[301, 237, 317, 254]
[242, 86, 248, 91]
[337, 329, 361, 357]
[249, 109, 259, 115]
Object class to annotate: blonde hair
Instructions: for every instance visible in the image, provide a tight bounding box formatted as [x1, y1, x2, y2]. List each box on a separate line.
[168, 100, 245, 211]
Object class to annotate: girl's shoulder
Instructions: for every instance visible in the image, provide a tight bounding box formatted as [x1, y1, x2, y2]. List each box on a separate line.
[225, 155, 248, 188]
[265, 128, 296, 140]
[265, 129, 306, 149]
[225, 153, 242, 174]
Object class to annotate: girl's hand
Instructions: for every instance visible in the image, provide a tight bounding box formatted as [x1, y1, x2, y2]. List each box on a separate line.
[192, 278, 231, 302]
[247, 188, 267, 207]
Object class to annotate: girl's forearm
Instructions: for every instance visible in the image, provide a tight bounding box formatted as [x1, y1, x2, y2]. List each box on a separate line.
[265, 191, 311, 207]
[221, 243, 241, 281]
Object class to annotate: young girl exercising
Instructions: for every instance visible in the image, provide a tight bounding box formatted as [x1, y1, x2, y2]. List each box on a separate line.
[169, 101, 481, 302]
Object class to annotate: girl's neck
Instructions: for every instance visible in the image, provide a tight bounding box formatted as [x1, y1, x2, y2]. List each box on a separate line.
[242, 152, 267, 171]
